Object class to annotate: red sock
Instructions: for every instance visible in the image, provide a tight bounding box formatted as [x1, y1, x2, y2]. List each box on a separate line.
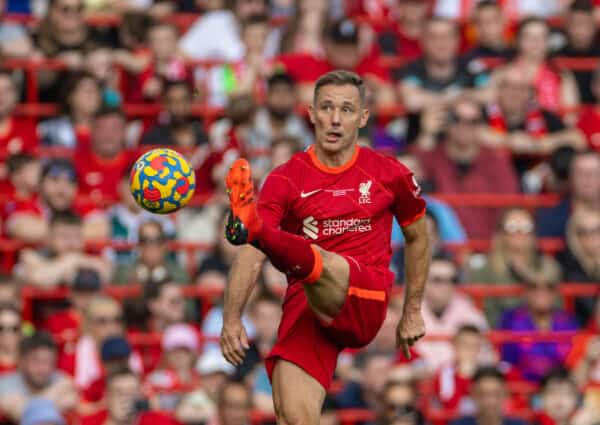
[256, 225, 323, 284]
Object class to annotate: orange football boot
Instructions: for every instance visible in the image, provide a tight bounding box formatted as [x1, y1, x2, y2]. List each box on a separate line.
[224, 158, 262, 245]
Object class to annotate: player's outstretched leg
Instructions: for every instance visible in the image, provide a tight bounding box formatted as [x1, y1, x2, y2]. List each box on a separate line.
[272, 359, 325, 425]
[225, 158, 350, 321]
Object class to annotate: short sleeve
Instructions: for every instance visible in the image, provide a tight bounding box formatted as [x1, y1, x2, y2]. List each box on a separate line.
[257, 172, 291, 229]
[390, 162, 426, 227]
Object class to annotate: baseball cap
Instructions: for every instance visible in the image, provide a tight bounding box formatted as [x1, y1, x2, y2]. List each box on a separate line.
[162, 323, 199, 352]
[72, 269, 102, 292]
[21, 398, 65, 425]
[196, 349, 234, 375]
[41, 158, 77, 183]
[328, 18, 359, 45]
[101, 336, 132, 362]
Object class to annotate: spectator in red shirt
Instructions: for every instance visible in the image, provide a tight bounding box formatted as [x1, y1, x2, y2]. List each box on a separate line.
[275, 18, 395, 106]
[416, 97, 519, 239]
[15, 211, 112, 288]
[375, 0, 429, 61]
[3, 154, 46, 243]
[40, 159, 109, 241]
[38, 71, 102, 150]
[535, 368, 580, 425]
[0, 71, 38, 191]
[481, 65, 584, 177]
[577, 66, 600, 153]
[0, 303, 21, 375]
[435, 325, 484, 415]
[77, 107, 134, 204]
[146, 324, 200, 410]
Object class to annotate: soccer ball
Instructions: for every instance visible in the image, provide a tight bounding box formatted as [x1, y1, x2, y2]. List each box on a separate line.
[130, 148, 196, 214]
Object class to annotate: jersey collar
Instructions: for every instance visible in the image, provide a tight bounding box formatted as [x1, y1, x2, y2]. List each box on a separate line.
[307, 145, 360, 174]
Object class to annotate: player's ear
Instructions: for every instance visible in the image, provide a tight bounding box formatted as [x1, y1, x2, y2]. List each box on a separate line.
[358, 107, 370, 128]
[308, 104, 316, 125]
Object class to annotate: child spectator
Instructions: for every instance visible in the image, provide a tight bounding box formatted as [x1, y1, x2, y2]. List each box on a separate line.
[535, 368, 580, 425]
[3, 154, 46, 243]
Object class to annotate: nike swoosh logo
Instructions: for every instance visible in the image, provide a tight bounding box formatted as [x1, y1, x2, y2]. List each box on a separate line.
[300, 189, 322, 198]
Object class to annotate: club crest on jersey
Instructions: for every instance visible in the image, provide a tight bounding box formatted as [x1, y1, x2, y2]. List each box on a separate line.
[358, 180, 372, 204]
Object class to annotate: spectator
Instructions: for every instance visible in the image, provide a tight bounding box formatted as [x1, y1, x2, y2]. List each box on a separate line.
[336, 353, 392, 411]
[577, 66, 600, 153]
[180, 0, 273, 62]
[0, 71, 38, 192]
[374, 0, 427, 61]
[556, 0, 600, 104]
[276, 18, 394, 106]
[0, 275, 20, 307]
[213, 380, 253, 425]
[251, 72, 313, 162]
[462, 1, 511, 70]
[434, 325, 485, 415]
[20, 398, 65, 425]
[134, 22, 190, 103]
[3, 154, 46, 243]
[38, 71, 102, 150]
[499, 279, 578, 382]
[450, 367, 527, 425]
[141, 80, 208, 148]
[39, 158, 109, 241]
[109, 168, 175, 263]
[76, 107, 134, 203]
[0, 332, 77, 422]
[42, 268, 102, 343]
[536, 368, 580, 425]
[416, 253, 488, 372]
[84, 46, 122, 107]
[0, 303, 21, 374]
[146, 323, 200, 410]
[16, 211, 111, 287]
[416, 97, 519, 239]
[113, 220, 188, 284]
[267, 136, 301, 174]
[0, 0, 33, 58]
[279, 0, 329, 56]
[58, 295, 125, 391]
[558, 210, 600, 325]
[33, 0, 109, 101]
[469, 207, 562, 326]
[494, 17, 579, 117]
[395, 17, 484, 114]
[536, 150, 600, 238]
[138, 279, 186, 335]
[175, 350, 234, 424]
[371, 379, 421, 425]
[482, 65, 584, 177]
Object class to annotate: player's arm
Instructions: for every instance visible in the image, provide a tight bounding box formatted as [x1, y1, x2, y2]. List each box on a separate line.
[398, 215, 429, 356]
[221, 244, 266, 365]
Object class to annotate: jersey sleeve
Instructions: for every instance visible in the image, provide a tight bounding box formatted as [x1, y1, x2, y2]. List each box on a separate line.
[257, 172, 292, 229]
[389, 160, 426, 227]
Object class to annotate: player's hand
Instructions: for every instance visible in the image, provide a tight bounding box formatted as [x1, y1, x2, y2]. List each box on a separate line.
[396, 309, 426, 360]
[221, 318, 250, 366]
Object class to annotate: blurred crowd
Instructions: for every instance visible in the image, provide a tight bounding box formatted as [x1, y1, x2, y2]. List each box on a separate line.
[1, 0, 600, 424]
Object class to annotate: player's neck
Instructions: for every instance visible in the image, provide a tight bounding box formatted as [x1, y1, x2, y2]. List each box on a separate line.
[313, 144, 358, 169]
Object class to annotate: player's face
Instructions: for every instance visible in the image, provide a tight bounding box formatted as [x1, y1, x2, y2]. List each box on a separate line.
[309, 84, 369, 155]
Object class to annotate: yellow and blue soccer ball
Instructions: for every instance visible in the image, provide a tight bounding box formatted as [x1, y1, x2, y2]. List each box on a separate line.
[130, 148, 196, 214]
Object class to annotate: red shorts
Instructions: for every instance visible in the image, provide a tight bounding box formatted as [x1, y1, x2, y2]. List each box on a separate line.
[265, 256, 391, 390]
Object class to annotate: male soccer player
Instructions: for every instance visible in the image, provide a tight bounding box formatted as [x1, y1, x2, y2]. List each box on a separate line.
[221, 70, 430, 424]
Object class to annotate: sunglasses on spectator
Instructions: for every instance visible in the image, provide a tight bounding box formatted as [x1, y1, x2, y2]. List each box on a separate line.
[525, 282, 557, 292]
[0, 324, 20, 334]
[93, 315, 123, 325]
[57, 3, 84, 14]
[503, 220, 534, 234]
[429, 275, 459, 285]
[576, 225, 600, 237]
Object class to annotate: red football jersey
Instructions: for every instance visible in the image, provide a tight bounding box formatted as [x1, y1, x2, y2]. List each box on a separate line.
[76, 150, 135, 203]
[258, 145, 425, 289]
